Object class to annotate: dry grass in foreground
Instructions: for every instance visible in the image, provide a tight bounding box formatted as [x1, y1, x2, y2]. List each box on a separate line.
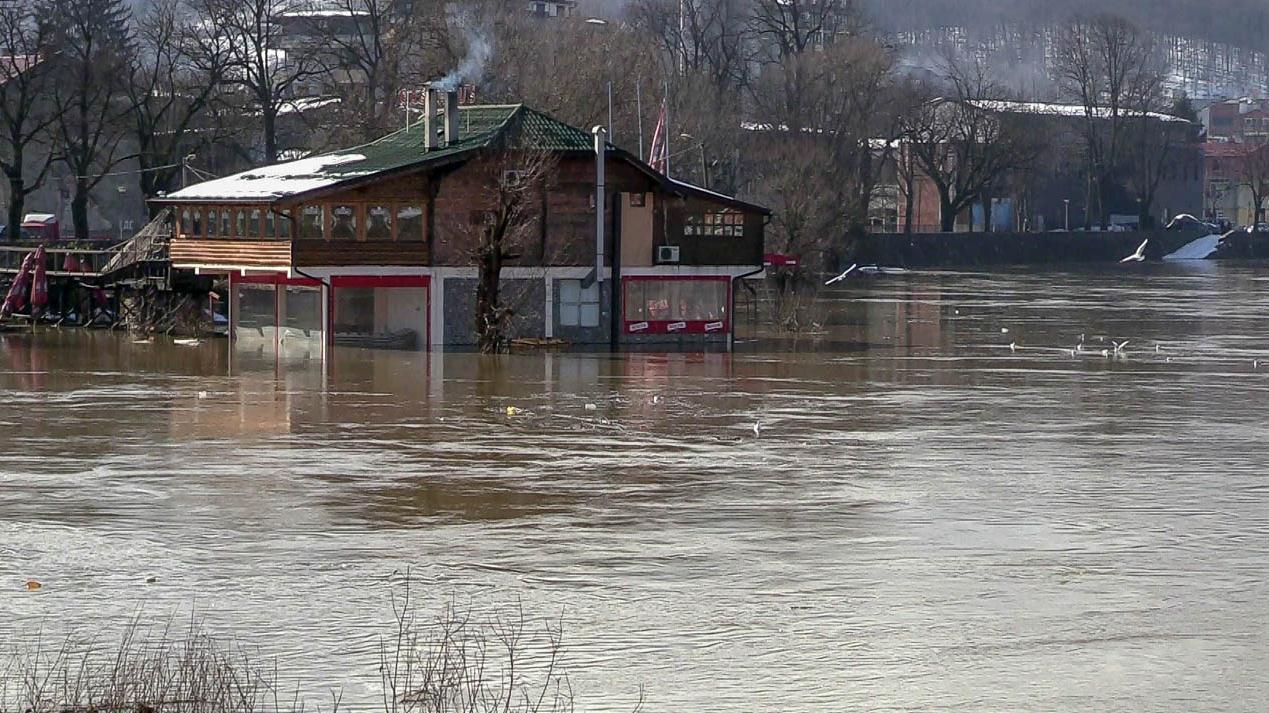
[1, 580, 607, 713]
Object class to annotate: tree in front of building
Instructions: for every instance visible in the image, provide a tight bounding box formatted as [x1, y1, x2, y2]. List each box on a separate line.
[1053, 12, 1167, 230]
[454, 148, 557, 353]
[0, 4, 57, 236]
[903, 60, 1044, 233]
[1234, 140, 1269, 230]
[38, 0, 135, 240]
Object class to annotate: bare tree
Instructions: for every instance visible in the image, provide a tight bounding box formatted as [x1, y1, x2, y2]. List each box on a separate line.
[1234, 139, 1269, 228]
[39, 0, 136, 240]
[199, 0, 326, 163]
[1123, 112, 1191, 229]
[903, 62, 1045, 232]
[128, 0, 231, 208]
[630, 0, 748, 88]
[442, 148, 556, 353]
[0, 5, 57, 234]
[749, 0, 859, 61]
[380, 580, 573, 713]
[312, 0, 452, 143]
[747, 36, 899, 266]
[1054, 13, 1167, 229]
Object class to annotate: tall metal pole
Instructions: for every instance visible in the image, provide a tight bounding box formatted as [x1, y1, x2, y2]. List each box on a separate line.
[636, 82, 644, 159]
[593, 126, 606, 285]
[607, 81, 613, 140]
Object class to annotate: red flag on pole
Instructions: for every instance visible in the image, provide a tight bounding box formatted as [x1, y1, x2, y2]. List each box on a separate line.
[648, 99, 667, 173]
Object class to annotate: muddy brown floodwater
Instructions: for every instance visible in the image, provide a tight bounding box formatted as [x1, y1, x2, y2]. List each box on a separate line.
[3, 264, 1269, 712]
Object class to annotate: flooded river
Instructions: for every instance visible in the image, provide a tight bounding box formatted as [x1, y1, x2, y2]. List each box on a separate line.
[3, 265, 1269, 711]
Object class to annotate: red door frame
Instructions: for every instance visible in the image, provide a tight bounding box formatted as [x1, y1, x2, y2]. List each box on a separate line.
[228, 272, 322, 354]
[328, 274, 432, 350]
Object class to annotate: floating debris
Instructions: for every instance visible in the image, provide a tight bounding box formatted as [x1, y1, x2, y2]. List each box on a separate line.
[25, 580, 41, 591]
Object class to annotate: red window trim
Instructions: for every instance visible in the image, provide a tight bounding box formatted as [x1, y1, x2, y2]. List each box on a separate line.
[621, 275, 731, 335]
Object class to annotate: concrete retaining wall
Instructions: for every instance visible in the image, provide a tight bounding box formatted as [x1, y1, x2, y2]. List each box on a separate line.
[854, 229, 1210, 268]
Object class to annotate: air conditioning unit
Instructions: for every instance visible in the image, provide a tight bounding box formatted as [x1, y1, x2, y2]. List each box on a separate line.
[655, 245, 681, 264]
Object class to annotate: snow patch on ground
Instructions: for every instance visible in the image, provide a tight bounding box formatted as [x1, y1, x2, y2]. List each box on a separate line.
[1163, 234, 1222, 261]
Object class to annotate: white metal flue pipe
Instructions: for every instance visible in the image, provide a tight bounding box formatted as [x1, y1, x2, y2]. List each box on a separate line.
[593, 125, 606, 285]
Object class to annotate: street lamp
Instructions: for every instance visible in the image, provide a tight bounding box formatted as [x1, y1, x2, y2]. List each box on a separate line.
[1063, 198, 1070, 231]
[679, 133, 708, 188]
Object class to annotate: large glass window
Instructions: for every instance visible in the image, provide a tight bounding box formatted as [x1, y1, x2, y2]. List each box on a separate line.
[298, 205, 324, 239]
[330, 204, 357, 240]
[397, 205, 423, 241]
[235, 284, 275, 331]
[248, 209, 263, 237]
[333, 285, 427, 351]
[206, 209, 218, 237]
[624, 279, 728, 321]
[559, 279, 599, 327]
[180, 209, 191, 236]
[282, 285, 322, 333]
[366, 205, 392, 240]
[277, 211, 292, 238]
[236, 209, 248, 237]
[220, 209, 232, 237]
[191, 209, 202, 236]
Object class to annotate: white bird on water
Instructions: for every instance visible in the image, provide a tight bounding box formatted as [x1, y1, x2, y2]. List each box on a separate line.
[825, 264, 857, 285]
[1120, 239, 1148, 263]
[753, 421, 763, 438]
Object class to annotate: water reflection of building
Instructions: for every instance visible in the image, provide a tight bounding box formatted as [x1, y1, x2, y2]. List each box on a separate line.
[861, 287, 949, 350]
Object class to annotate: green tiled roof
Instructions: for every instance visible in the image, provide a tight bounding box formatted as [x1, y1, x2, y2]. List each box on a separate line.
[163, 104, 596, 203]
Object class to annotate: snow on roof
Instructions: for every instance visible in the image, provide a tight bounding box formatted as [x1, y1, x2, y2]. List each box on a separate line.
[22, 213, 56, 224]
[278, 8, 370, 17]
[164, 154, 369, 202]
[666, 177, 771, 215]
[277, 96, 340, 116]
[966, 99, 1189, 123]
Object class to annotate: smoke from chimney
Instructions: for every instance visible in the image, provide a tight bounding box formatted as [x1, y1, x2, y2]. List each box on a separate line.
[435, 7, 492, 91]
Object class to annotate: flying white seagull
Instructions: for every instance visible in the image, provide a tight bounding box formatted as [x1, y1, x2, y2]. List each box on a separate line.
[825, 264, 857, 285]
[1120, 240, 1148, 263]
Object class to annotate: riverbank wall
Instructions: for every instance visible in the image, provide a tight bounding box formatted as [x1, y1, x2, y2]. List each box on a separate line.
[852, 228, 1269, 268]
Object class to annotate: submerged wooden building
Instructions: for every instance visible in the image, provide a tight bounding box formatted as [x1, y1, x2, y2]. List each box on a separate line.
[158, 90, 769, 355]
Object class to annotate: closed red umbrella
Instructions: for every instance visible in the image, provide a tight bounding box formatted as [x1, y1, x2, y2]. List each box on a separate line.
[30, 245, 48, 312]
[62, 252, 81, 273]
[2, 251, 35, 317]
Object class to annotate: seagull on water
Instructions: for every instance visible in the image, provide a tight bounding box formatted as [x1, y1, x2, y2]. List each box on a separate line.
[753, 421, 763, 438]
[1113, 340, 1129, 355]
[825, 264, 857, 285]
[1120, 239, 1148, 263]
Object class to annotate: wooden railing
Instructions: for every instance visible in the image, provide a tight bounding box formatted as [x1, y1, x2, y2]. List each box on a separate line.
[0, 244, 117, 277]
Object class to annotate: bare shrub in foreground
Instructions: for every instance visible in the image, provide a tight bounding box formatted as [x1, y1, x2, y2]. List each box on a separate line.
[0, 620, 315, 713]
[380, 580, 571, 713]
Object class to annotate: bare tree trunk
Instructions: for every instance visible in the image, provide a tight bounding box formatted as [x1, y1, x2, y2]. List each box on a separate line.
[475, 230, 503, 354]
[939, 191, 956, 232]
[6, 171, 25, 234]
[72, 179, 91, 240]
[982, 192, 993, 233]
[902, 179, 914, 234]
[263, 108, 278, 163]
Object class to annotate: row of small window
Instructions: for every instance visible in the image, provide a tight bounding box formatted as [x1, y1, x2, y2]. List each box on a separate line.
[684, 212, 745, 237]
[178, 204, 425, 241]
[623, 279, 728, 322]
